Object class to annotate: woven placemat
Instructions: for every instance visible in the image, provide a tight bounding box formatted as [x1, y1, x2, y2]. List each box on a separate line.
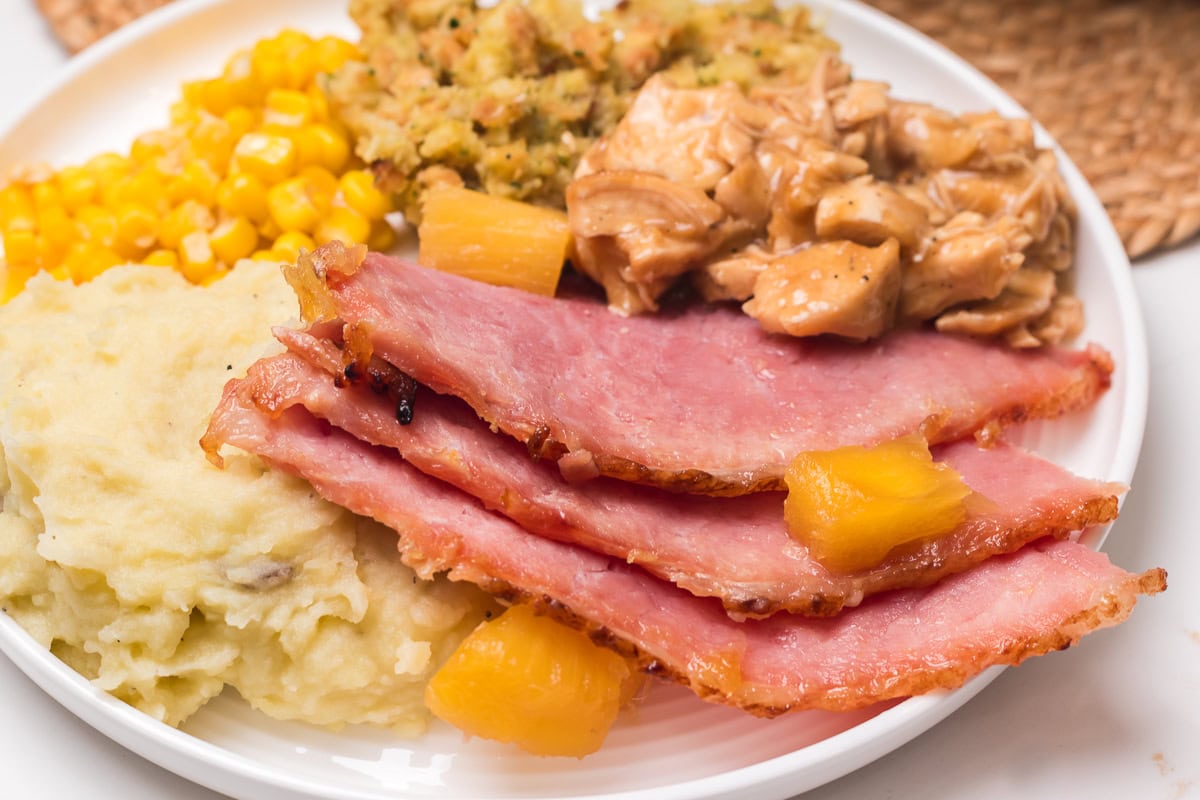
[36, 0, 1200, 258]
[35, 0, 172, 54]
[866, 0, 1200, 259]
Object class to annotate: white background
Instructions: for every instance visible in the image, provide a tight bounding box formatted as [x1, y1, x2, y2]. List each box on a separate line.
[1, 1, 1197, 798]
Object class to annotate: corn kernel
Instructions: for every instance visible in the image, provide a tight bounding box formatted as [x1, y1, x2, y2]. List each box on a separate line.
[267, 176, 322, 232]
[84, 152, 131, 184]
[216, 172, 269, 223]
[180, 79, 207, 111]
[76, 205, 118, 248]
[130, 130, 172, 165]
[179, 230, 216, 282]
[298, 165, 338, 203]
[258, 217, 282, 241]
[55, 167, 98, 212]
[2, 270, 30, 303]
[315, 205, 370, 246]
[306, 83, 330, 122]
[296, 123, 349, 173]
[3, 226, 40, 267]
[222, 50, 263, 107]
[114, 202, 159, 258]
[168, 160, 221, 207]
[196, 77, 237, 117]
[0, 184, 36, 228]
[276, 30, 317, 89]
[30, 181, 62, 212]
[210, 216, 259, 265]
[250, 38, 289, 90]
[189, 115, 238, 170]
[143, 249, 178, 268]
[223, 106, 257, 141]
[264, 88, 312, 127]
[367, 219, 397, 252]
[36, 206, 79, 260]
[272, 230, 315, 261]
[170, 100, 202, 129]
[159, 200, 215, 250]
[314, 36, 360, 74]
[338, 169, 392, 220]
[232, 132, 296, 183]
[64, 241, 123, 283]
[250, 248, 283, 262]
[118, 167, 169, 214]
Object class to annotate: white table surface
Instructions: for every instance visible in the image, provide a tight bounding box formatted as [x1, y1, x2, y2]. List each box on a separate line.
[1, 2, 1197, 799]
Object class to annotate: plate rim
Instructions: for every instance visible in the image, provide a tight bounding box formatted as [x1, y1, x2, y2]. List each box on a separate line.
[0, 0, 1148, 798]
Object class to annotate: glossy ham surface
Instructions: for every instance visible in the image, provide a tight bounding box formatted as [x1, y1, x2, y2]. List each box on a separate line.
[221, 345, 1123, 617]
[201, 395, 1164, 716]
[297, 248, 1112, 495]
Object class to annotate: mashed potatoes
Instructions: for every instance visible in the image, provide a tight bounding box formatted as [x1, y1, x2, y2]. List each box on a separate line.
[0, 262, 492, 733]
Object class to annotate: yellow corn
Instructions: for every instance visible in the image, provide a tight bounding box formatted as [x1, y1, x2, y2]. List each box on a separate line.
[210, 216, 258, 265]
[0, 184, 35, 228]
[159, 200, 214, 250]
[264, 88, 312, 127]
[1, 29, 368, 298]
[31, 181, 62, 212]
[217, 172, 269, 222]
[315, 206, 370, 246]
[56, 167, 98, 212]
[232, 131, 297, 184]
[223, 106, 258, 141]
[222, 51, 263, 107]
[36, 206, 78, 262]
[179, 230, 216, 283]
[3, 226, 39, 268]
[367, 219, 397, 252]
[64, 241, 122, 284]
[76, 205, 118, 248]
[338, 169, 392, 220]
[296, 123, 349, 173]
[114, 202, 159, 258]
[143, 249, 178, 268]
[314, 36, 360, 74]
[267, 175, 323, 232]
[272, 230, 316, 262]
[167, 160, 220, 206]
[119, 167, 169, 214]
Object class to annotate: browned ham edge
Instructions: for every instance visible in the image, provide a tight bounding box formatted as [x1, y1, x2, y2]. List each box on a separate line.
[201, 394, 1165, 716]
[223, 344, 1123, 618]
[283, 245, 1113, 496]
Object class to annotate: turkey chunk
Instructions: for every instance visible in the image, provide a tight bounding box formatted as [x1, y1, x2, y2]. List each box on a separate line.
[744, 239, 902, 340]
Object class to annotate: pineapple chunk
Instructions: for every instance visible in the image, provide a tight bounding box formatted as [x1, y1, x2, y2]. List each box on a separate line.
[418, 186, 570, 296]
[425, 603, 633, 757]
[784, 434, 972, 572]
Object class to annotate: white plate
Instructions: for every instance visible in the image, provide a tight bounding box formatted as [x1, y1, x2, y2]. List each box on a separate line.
[0, 0, 1147, 798]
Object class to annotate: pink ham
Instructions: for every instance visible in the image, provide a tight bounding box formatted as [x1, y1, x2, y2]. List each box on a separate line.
[287, 245, 1113, 495]
[224, 344, 1122, 617]
[201, 394, 1165, 716]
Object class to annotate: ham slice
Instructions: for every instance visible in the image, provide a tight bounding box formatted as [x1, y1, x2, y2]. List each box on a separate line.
[287, 246, 1113, 495]
[219, 344, 1122, 618]
[201, 394, 1165, 716]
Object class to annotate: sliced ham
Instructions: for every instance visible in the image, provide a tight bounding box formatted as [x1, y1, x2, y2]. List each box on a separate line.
[201, 394, 1165, 716]
[221, 344, 1122, 618]
[287, 246, 1112, 495]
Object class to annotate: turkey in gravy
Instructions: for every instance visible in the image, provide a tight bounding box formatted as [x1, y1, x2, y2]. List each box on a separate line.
[567, 55, 1081, 346]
